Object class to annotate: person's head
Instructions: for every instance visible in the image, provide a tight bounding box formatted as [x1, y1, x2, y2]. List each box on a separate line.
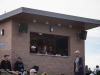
[75, 50, 80, 57]
[85, 65, 88, 70]
[18, 57, 22, 62]
[89, 68, 91, 70]
[42, 72, 48, 75]
[4, 54, 9, 61]
[30, 69, 37, 75]
[96, 65, 99, 68]
[49, 47, 52, 51]
[31, 46, 36, 51]
[43, 46, 47, 51]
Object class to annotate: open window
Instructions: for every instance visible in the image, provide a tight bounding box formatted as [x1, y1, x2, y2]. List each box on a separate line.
[30, 32, 69, 56]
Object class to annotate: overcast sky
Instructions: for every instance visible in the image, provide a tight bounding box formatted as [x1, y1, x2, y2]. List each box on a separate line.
[0, 0, 100, 70]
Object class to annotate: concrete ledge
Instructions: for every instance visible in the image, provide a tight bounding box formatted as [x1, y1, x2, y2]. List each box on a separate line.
[30, 53, 70, 58]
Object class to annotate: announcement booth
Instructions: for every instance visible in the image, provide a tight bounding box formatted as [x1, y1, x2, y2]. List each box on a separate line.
[0, 7, 100, 75]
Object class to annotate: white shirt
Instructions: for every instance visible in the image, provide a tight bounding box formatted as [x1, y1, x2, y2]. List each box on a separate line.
[90, 73, 94, 75]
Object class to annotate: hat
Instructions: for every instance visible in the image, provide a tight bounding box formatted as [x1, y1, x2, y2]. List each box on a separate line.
[30, 69, 37, 73]
[4, 54, 9, 57]
[18, 57, 22, 59]
[31, 46, 36, 48]
[75, 50, 80, 54]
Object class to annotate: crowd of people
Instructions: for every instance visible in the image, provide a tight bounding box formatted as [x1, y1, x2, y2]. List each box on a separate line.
[30, 45, 55, 55]
[0, 48, 99, 75]
[0, 54, 48, 75]
[0, 45, 55, 75]
[85, 65, 100, 75]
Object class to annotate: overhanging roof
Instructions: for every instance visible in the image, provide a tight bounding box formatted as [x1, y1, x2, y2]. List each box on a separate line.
[0, 7, 100, 30]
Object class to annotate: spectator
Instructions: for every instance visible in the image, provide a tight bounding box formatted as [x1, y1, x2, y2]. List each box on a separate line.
[47, 47, 55, 55]
[14, 57, 24, 72]
[88, 68, 92, 74]
[40, 46, 47, 54]
[30, 46, 37, 53]
[14, 57, 27, 75]
[74, 50, 84, 75]
[30, 69, 37, 75]
[85, 65, 90, 75]
[96, 65, 100, 75]
[1, 54, 11, 72]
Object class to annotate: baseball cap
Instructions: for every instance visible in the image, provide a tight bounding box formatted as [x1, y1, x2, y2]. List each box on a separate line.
[30, 69, 37, 73]
[4, 54, 9, 57]
[31, 46, 36, 48]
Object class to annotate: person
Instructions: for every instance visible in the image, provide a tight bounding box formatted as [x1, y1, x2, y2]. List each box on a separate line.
[47, 47, 55, 55]
[30, 46, 37, 53]
[85, 65, 90, 75]
[74, 50, 84, 75]
[96, 65, 100, 75]
[30, 69, 37, 75]
[85, 65, 92, 75]
[1, 54, 11, 72]
[40, 46, 47, 54]
[90, 71, 94, 75]
[14, 57, 27, 75]
[42, 72, 48, 75]
[14, 57, 24, 71]
[88, 68, 92, 74]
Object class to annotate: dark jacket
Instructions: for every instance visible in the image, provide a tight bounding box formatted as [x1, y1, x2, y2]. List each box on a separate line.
[74, 57, 84, 72]
[1, 60, 11, 70]
[47, 51, 55, 55]
[0, 64, 1, 69]
[14, 61, 24, 71]
[30, 50, 37, 53]
[40, 50, 47, 54]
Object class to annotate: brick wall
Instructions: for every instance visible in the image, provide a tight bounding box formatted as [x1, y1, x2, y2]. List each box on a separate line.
[0, 20, 12, 61]
[0, 19, 85, 75]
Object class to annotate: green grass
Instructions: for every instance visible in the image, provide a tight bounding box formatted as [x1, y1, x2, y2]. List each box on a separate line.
[1, 73, 14, 75]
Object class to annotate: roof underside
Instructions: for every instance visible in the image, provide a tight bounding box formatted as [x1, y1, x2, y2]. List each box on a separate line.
[0, 7, 100, 30]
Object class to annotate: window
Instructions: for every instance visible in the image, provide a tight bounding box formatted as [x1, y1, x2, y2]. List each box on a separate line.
[30, 32, 69, 56]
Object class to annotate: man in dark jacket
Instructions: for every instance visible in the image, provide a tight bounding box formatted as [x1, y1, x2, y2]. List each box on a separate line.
[14, 57, 28, 75]
[14, 57, 24, 72]
[40, 46, 47, 54]
[1, 54, 11, 72]
[74, 50, 84, 75]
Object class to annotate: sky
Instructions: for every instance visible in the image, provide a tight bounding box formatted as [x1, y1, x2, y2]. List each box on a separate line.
[0, 0, 100, 70]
